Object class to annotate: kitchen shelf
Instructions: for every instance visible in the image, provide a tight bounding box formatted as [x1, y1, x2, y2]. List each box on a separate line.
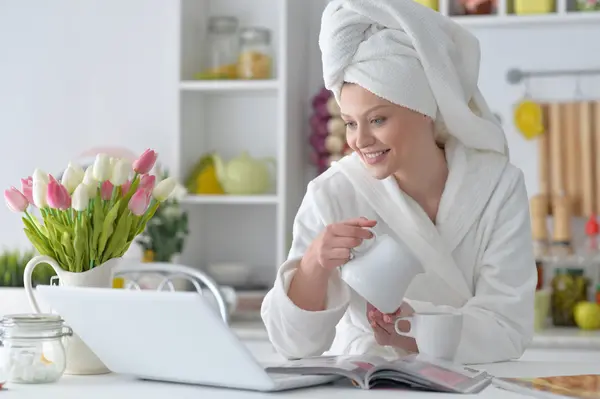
[436, 0, 600, 27]
[181, 194, 279, 205]
[176, 0, 307, 288]
[179, 79, 281, 92]
[532, 327, 600, 350]
[450, 11, 600, 27]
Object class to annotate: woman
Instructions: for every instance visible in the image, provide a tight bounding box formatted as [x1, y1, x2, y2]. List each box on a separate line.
[261, 0, 536, 364]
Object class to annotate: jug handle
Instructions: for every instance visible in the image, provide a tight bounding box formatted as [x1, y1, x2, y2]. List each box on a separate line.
[23, 255, 62, 314]
[350, 227, 377, 259]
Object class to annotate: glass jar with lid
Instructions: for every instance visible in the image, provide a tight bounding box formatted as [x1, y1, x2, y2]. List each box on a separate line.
[551, 267, 588, 327]
[237, 27, 273, 80]
[202, 16, 240, 79]
[0, 314, 72, 384]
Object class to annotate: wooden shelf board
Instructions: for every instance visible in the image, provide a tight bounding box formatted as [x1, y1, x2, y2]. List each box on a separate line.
[179, 80, 280, 92]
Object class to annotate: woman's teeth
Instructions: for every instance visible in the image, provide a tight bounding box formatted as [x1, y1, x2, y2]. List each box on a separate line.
[363, 149, 390, 165]
[364, 150, 387, 159]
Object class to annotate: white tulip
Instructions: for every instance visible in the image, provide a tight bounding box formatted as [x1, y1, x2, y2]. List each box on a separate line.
[72, 183, 90, 211]
[32, 179, 48, 208]
[84, 182, 97, 198]
[92, 153, 112, 182]
[32, 168, 49, 184]
[152, 177, 177, 202]
[83, 166, 96, 185]
[61, 162, 84, 194]
[109, 159, 131, 186]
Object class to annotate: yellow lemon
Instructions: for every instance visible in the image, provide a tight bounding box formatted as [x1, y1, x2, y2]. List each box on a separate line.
[196, 164, 225, 195]
[514, 100, 544, 139]
[574, 301, 600, 330]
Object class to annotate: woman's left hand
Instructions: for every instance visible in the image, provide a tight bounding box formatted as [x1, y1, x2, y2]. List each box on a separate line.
[367, 302, 418, 352]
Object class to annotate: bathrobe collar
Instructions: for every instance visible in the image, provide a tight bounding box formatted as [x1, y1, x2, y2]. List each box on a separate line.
[334, 138, 507, 301]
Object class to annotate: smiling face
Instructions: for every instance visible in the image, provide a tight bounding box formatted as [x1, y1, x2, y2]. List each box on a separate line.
[340, 83, 436, 180]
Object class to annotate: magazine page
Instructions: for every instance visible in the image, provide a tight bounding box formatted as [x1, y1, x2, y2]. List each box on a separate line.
[367, 353, 492, 394]
[264, 354, 389, 389]
[494, 375, 600, 399]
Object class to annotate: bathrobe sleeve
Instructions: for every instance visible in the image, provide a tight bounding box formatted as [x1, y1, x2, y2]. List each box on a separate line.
[260, 183, 351, 359]
[404, 170, 536, 364]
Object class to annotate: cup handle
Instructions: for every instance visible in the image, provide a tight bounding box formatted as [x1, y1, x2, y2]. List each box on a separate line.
[23, 255, 62, 314]
[394, 316, 415, 338]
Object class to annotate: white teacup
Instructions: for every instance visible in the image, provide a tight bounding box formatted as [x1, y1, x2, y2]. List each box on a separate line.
[394, 312, 463, 361]
[340, 228, 424, 314]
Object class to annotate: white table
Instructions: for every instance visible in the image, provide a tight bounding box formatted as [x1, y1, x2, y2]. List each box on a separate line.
[4, 357, 600, 399]
[4, 321, 600, 398]
[4, 335, 600, 399]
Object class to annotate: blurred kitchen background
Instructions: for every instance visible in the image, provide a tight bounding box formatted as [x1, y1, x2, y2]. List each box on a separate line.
[1, 0, 600, 331]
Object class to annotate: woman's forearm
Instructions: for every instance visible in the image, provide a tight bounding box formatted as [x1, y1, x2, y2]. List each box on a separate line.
[287, 258, 332, 312]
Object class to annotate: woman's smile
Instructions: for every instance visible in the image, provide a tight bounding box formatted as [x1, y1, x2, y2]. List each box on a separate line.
[362, 149, 390, 165]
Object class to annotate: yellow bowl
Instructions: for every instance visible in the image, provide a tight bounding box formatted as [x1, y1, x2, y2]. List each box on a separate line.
[514, 0, 555, 14]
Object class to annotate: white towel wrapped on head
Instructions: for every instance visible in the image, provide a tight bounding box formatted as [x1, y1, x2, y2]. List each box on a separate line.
[319, 0, 508, 156]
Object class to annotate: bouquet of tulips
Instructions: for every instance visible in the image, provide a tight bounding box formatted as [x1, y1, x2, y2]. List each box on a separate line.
[3, 148, 177, 273]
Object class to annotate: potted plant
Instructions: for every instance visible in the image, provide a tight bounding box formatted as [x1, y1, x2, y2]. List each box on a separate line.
[3, 148, 177, 375]
[0, 249, 55, 317]
[136, 168, 188, 263]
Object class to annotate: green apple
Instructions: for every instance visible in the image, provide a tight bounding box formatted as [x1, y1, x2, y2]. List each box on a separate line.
[574, 301, 600, 330]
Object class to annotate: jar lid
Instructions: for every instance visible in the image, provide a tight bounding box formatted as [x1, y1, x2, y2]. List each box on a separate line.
[0, 313, 67, 338]
[554, 268, 585, 276]
[208, 16, 239, 33]
[240, 27, 271, 44]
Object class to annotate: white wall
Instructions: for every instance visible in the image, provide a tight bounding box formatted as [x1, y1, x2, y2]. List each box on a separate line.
[0, 0, 179, 250]
[304, 1, 600, 201]
[2, 0, 599, 254]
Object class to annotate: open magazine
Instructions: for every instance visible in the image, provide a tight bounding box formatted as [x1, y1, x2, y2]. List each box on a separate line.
[265, 353, 492, 393]
[494, 375, 600, 399]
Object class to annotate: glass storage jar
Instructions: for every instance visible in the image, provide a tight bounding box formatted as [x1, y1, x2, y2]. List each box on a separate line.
[237, 27, 273, 80]
[0, 314, 72, 384]
[202, 16, 240, 79]
[551, 268, 588, 327]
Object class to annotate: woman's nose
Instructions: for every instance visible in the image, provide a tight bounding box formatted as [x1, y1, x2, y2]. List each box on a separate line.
[355, 125, 374, 148]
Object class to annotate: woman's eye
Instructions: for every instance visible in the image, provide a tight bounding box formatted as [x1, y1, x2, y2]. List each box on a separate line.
[344, 121, 357, 129]
[371, 117, 386, 125]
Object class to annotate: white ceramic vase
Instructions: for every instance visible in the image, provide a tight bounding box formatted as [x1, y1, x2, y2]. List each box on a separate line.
[23, 255, 121, 375]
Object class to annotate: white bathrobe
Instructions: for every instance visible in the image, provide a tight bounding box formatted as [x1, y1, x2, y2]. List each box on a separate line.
[261, 138, 537, 365]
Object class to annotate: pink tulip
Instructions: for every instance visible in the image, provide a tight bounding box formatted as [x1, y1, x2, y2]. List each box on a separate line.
[46, 179, 71, 210]
[133, 149, 157, 174]
[121, 179, 132, 196]
[101, 180, 114, 200]
[21, 176, 33, 204]
[4, 187, 29, 212]
[139, 174, 156, 192]
[128, 188, 150, 216]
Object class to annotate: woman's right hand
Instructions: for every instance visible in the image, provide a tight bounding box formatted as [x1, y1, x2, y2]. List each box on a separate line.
[301, 217, 378, 273]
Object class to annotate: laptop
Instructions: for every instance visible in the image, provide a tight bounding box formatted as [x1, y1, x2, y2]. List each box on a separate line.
[35, 285, 339, 392]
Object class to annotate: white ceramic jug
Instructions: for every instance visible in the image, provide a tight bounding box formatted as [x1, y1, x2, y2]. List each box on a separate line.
[340, 228, 424, 314]
[23, 255, 121, 375]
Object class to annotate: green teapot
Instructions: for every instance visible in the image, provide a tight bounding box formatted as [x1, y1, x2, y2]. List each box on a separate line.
[213, 151, 276, 195]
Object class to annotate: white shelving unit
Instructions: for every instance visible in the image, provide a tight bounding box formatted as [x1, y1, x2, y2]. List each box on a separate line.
[437, 0, 600, 27]
[175, 0, 308, 288]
